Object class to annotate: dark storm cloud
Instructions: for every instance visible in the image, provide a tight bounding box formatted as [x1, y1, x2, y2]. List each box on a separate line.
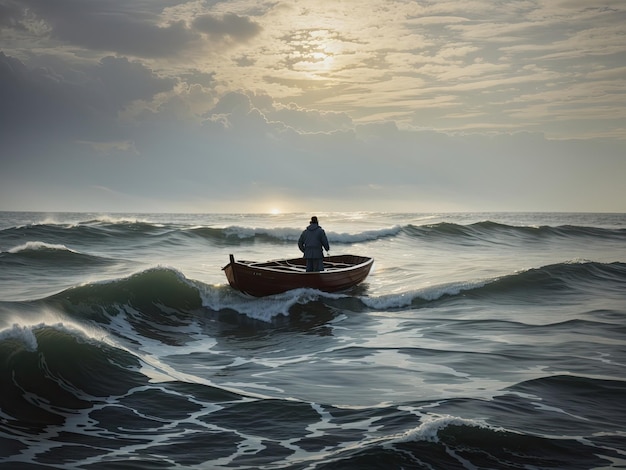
[0, 52, 176, 139]
[0, 1, 24, 29]
[96, 56, 177, 105]
[1, 1, 263, 57]
[192, 12, 261, 41]
[1, 0, 198, 57]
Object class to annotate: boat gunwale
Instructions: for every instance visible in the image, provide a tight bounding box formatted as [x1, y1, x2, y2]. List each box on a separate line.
[233, 256, 373, 275]
[223, 253, 374, 296]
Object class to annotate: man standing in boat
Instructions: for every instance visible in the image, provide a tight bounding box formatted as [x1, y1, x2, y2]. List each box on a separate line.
[298, 216, 330, 272]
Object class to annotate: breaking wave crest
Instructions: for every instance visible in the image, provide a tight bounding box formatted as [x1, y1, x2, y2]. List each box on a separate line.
[0, 241, 114, 266]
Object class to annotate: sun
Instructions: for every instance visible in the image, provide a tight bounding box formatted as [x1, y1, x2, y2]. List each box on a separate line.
[290, 29, 339, 78]
[269, 208, 281, 215]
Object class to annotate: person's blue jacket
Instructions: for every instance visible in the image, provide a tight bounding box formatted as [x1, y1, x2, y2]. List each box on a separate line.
[298, 222, 329, 259]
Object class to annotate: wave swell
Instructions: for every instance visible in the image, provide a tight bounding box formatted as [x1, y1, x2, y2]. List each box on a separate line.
[4, 218, 624, 249]
[406, 220, 626, 243]
[0, 324, 145, 431]
[0, 241, 114, 267]
[361, 261, 626, 310]
[19, 260, 625, 324]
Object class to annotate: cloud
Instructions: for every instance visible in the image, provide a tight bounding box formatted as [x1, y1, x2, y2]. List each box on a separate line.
[2, 1, 263, 58]
[0, 0, 625, 213]
[192, 13, 261, 41]
[2, 0, 198, 57]
[0, 52, 175, 140]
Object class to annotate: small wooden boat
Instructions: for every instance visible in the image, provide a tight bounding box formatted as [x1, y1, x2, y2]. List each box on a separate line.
[222, 254, 374, 297]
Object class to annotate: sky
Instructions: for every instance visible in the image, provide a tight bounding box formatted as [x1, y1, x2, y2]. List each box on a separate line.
[1, 0, 625, 214]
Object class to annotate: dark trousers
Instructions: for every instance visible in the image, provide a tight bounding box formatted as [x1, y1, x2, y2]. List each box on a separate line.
[306, 258, 324, 272]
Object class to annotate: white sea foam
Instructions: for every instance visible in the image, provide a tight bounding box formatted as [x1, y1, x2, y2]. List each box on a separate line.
[88, 214, 154, 225]
[223, 225, 301, 240]
[391, 414, 489, 444]
[1, 319, 103, 350]
[199, 275, 487, 318]
[221, 225, 402, 243]
[199, 284, 346, 321]
[0, 324, 39, 351]
[328, 226, 403, 243]
[360, 279, 488, 310]
[199, 285, 303, 320]
[8, 241, 76, 253]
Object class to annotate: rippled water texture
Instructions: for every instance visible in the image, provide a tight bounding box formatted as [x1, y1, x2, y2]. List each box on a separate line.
[1, 212, 625, 469]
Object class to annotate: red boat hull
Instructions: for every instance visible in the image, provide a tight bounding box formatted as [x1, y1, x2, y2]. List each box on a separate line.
[222, 254, 373, 297]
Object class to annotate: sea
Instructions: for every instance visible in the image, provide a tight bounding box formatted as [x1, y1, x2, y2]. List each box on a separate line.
[0, 211, 625, 470]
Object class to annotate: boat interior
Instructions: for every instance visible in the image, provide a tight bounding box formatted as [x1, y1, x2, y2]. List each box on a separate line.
[240, 258, 355, 273]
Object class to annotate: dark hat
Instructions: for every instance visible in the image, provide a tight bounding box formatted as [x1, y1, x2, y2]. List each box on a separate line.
[310, 216, 318, 224]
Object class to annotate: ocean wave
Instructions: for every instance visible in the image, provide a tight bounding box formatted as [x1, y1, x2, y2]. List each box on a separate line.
[360, 279, 485, 310]
[40, 261, 625, 326]
[7, 214, 154, 227]
[199, 283, 345, 322]
[0, 219, 172, 247]
[1, 220, 401, 248]
[44, 267, 203, 337]
[188, 225, 402, 245]
[3, 217, 624, 250]
[392, 413, 490, 444]
[6, 240, 99, 256]
[52, 267, 199, 305]
[13, 258, 619, 338]
[7, 240, 78, 254]
[186, 225, 302, 246]
[466, 261, 626, 298]
[312, 409, 620, 470]
[0, 323, 39, 352]
[0, 241, 115, 267]
[82, 215, 162, 226]
[359, 261, 626, 310]
[506, 375, 626, 432]
[32, 265, 342, 326]
[402, 220, 626, 244]
[0, 323, 146, 429]
[194, 220, 626, 245]
[41, 263, 401, 324]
